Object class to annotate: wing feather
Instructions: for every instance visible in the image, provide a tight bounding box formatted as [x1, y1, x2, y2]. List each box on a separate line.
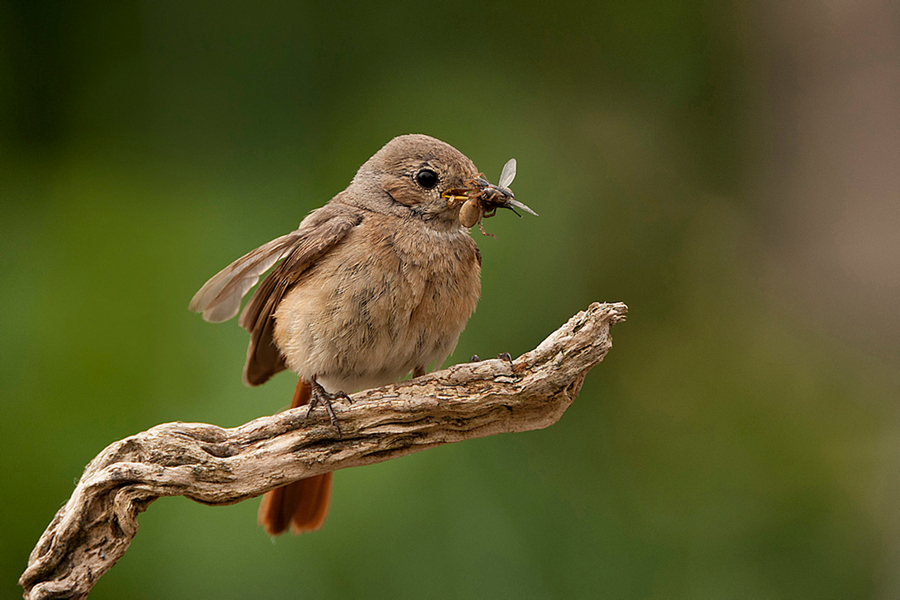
[240, 211, 360, 385]
[189, 207, 361, 386]
[189, 232, 301, 323]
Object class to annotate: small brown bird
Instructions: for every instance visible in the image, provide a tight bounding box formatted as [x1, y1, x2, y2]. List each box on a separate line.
[189, 134, 534, 536]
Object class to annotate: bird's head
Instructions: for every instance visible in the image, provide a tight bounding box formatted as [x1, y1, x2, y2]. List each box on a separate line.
[348, 134, 535, 231]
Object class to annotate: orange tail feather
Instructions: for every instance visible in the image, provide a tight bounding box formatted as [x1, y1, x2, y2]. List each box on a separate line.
[258, 378, 333, 535]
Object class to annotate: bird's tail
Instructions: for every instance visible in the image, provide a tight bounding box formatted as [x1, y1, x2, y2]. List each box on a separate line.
[258, 377, 333, 535]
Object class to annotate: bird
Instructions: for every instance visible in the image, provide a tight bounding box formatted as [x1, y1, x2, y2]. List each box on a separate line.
[189, 134, 534, 536]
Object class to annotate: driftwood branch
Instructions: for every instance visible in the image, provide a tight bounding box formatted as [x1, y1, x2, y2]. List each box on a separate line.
[19, 301, 627, 600]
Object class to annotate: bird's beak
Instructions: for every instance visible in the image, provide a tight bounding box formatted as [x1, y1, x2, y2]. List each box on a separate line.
[442, 175, 538, 217]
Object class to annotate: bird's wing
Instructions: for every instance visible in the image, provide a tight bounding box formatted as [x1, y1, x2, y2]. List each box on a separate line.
[189, 209, 361, 385]
[190, 233, 301, 323]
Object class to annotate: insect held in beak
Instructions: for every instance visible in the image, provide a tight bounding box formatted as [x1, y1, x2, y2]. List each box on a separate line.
[442, 158, 537, 236]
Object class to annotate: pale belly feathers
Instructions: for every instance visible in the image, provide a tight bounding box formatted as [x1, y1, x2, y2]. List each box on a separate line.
[272, 213, 481, 393]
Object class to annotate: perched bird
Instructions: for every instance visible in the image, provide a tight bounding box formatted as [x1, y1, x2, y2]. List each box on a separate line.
[189, 134, 533, 535]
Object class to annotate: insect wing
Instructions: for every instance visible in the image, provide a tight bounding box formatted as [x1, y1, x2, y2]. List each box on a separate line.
[498, 158, 517, 188]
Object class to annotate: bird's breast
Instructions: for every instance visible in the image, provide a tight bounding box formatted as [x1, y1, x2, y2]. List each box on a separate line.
[273, 214, 481, 391]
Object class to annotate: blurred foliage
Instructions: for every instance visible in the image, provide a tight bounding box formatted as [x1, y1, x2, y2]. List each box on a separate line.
[2, 1, 898, 599]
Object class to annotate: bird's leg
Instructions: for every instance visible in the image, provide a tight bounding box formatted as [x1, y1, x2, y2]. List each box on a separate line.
[306, 377, 352, 437]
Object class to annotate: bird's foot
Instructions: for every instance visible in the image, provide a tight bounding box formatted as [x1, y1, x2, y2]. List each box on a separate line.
[307, 378, 352, 437]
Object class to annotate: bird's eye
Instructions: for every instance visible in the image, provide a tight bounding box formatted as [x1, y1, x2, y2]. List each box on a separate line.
[415, 169, 438, 189]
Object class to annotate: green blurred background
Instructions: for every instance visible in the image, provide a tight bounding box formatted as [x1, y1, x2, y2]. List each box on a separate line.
[3, 1, 899, 598]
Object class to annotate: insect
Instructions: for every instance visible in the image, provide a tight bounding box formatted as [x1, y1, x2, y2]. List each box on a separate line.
[443, 158, 537, 236]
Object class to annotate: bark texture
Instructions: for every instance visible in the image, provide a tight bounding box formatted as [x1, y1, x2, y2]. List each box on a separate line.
[19, 301, 627, 600]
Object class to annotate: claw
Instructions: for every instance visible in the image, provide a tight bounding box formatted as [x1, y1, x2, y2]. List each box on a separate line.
[306, 378, 351, 437]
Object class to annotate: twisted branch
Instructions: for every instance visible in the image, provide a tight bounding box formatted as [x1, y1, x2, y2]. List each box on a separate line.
[19, 301, 627, 600]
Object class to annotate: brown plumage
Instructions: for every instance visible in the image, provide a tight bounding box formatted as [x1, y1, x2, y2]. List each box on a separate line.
[190, 134, 526, 535]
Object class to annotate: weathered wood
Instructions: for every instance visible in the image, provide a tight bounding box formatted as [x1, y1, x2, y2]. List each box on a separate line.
[19, 301, 627, 600]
